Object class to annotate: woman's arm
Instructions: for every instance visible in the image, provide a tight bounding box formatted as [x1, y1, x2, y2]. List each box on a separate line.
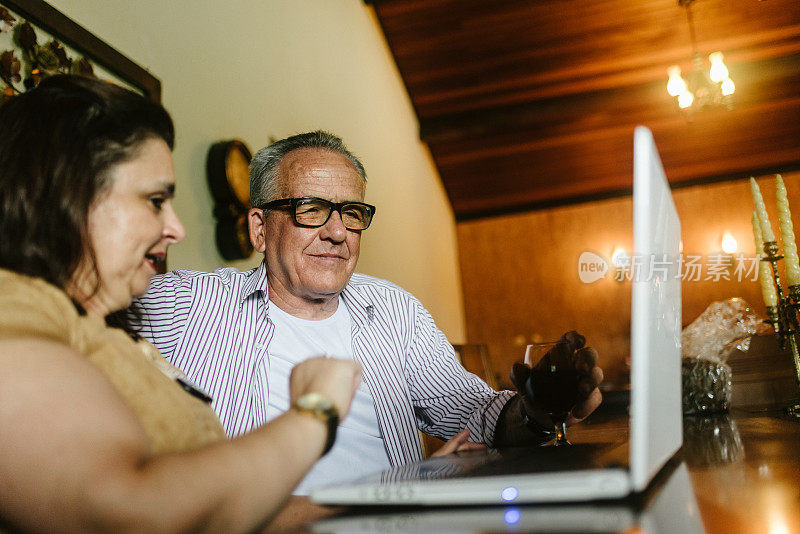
[0, 338, 360, 534]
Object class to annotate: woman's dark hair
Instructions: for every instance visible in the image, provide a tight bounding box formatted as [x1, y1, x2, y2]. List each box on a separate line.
[0, 75, 174, 333]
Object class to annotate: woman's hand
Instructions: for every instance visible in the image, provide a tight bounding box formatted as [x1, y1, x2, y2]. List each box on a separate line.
[289, 357, 363, 419]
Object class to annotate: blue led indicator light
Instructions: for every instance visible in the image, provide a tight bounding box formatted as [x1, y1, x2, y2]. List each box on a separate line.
[504, 508, 521, 525]
[501, 486, 519, 501]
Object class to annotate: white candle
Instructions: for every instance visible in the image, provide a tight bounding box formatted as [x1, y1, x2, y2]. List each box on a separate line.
[751, 178, 776, 243]
[776, 175, 800, 286]
[753, 210, 778, 306]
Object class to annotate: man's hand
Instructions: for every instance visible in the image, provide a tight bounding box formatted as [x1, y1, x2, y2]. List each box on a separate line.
[495, 331, 603, 446]
[511, 331, 603, 427]
[432, 429, 486, 457]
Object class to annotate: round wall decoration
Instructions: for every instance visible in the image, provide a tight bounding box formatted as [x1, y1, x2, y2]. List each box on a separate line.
[206, 139, 254, 260]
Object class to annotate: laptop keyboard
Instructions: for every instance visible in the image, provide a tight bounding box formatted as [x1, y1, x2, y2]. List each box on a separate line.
[374, 442, 628, 484]
[452, 442, 628, 479]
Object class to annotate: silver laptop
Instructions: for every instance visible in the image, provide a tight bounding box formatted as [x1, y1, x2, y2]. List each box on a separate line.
[311, 126, 682, 506]
[311, 462, 703, 533]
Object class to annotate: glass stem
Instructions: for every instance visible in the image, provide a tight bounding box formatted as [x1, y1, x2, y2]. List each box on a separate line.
[554, 421, 569, 445]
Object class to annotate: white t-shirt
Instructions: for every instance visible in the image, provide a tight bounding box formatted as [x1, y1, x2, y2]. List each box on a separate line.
[266, 298, 391, 495]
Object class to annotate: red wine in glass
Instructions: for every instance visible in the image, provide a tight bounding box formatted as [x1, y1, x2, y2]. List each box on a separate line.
[525, 343, 581, 446]
[530, 368, 580, 423]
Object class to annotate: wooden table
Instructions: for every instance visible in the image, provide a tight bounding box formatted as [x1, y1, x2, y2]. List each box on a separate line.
[289, 407, 800, 533]
[683, 408, 800, 533]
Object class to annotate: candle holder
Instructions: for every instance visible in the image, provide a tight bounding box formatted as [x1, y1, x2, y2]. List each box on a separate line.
[761, 240, 800, 419]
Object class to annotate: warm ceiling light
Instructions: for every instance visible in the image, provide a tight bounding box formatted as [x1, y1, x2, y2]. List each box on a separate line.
[708, 52, 728, 82]
[667, 0, 734, 113]
[721, 232, 737, 254]
[678, 91, 694, 109]
[667, 66, 687, 96]
[721, 77, 735, 96]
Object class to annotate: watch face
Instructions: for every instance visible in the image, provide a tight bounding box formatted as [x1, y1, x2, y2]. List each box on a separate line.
[297, 392, 335, 413]
[294, 392, 339, 456]
[225, 145, 251, 208]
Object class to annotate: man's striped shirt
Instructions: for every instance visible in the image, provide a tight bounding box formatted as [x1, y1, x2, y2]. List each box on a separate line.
[134, 263, 514, 466]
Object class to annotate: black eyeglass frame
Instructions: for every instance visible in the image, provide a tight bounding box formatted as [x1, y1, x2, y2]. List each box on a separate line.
[259, 196, 377, 230]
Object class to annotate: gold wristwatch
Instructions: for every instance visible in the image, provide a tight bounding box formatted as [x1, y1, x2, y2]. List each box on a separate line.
[293, 392, 339, 456]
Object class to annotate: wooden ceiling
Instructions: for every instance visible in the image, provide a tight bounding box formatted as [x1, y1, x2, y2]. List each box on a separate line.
[366, 0, 800, 220]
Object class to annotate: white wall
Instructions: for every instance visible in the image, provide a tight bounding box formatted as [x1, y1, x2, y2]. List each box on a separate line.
[45, 0, 466, 340]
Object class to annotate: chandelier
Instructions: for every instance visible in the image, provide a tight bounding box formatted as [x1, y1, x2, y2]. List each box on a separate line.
[666, 0, 735, 112]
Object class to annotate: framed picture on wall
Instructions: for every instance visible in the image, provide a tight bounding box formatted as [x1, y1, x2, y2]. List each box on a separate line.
[0, 0, 160, 102]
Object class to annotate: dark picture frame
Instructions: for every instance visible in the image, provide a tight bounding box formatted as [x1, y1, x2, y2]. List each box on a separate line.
[0, 0, 160, 102]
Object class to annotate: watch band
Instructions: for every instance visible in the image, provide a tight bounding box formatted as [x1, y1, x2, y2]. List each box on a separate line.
[293, 392, 339, 456]
[518, 397, 557, 437]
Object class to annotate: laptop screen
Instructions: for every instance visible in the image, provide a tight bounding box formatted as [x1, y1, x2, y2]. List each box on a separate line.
[630, 126, 683, 491]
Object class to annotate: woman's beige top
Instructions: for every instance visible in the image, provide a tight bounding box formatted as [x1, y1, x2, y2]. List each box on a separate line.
[0, 269, 226, 454]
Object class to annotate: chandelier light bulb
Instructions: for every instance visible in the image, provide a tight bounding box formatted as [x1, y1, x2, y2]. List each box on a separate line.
[678, 91, 694, 109]
[721, 77, 735, 96]
[667, 66, 687, 96]
[708, 52, 728, 83]
[668, 2, 734, 113]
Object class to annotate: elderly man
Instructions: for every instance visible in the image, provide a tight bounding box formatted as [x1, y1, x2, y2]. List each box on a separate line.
[135, 131, 603, 495]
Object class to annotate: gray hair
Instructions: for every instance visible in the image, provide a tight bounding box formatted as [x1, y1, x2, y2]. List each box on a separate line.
[249, 130, 367, 208]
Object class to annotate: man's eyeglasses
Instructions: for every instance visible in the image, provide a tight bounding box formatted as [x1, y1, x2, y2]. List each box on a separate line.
[260, 197, 377, 230]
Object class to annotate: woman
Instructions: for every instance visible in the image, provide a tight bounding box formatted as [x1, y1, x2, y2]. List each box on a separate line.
[0, 75, 364, 532]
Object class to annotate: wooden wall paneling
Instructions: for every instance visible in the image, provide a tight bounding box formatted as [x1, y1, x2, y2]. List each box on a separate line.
[457, 171, 800, 390]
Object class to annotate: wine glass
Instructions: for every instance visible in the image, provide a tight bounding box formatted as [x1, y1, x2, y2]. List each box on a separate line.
[524, 341, 581, 446]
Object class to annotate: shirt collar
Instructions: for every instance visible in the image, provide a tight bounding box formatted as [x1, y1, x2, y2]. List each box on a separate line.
[253, 262, 374, 327]
[340, 275, 374, 330]
[241, 261, 269, 304]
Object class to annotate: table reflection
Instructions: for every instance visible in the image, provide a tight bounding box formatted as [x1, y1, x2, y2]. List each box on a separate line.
[682, 414, 744, 467]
